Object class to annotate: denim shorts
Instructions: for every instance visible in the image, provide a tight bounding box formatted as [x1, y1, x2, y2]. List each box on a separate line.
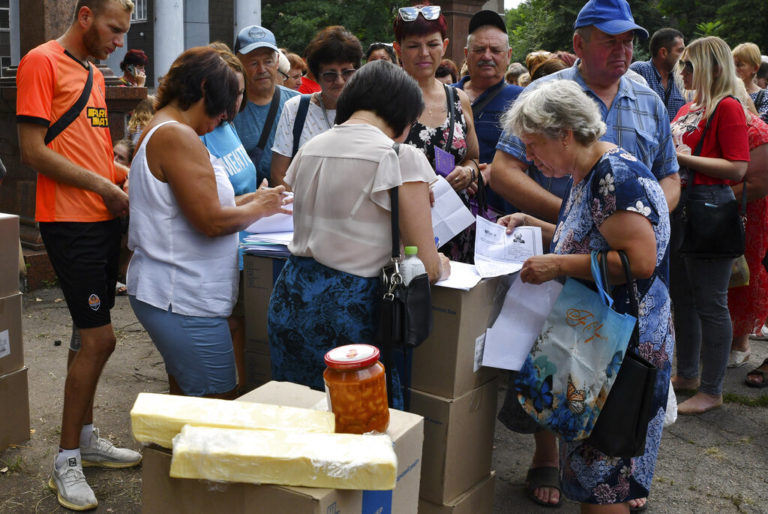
[129, 296, 236, 396]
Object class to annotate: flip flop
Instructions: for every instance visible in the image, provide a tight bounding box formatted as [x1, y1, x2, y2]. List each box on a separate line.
[525, 466, 562, 508]
[745, 358, 768, 388]
[630, 497, 649, 512]
[727, 350, 750, 368]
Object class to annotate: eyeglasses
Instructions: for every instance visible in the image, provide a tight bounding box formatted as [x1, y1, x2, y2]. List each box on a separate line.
[279, 70, 289, 80]
[319, 69, 357, 83]
[680, 60, 693, 74]
[398, 6, 442, 21]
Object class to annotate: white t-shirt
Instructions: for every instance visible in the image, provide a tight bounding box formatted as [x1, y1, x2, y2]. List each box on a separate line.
[286, 123, 436, 277]
[272, 94, 336, 157]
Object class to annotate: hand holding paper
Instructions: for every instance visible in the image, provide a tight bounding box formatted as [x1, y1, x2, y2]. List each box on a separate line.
[473, 216, 543, 278]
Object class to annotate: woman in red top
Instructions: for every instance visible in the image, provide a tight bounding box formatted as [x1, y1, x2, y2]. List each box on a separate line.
[669, 36, 750, 414]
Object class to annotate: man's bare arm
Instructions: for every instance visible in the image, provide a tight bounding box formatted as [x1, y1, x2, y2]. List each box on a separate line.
[18, 123, 128, 216]
[489, 150, 561, 222]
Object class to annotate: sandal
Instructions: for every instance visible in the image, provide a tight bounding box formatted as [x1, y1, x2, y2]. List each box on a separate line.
[630, 497, 648, 512]
[727, 350, 750, 368]
[115, 281, 127, 296]
[525, 466, 562, 508]
[745, 358, 768, 388]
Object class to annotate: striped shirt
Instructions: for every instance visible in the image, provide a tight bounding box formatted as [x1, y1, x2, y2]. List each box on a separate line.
[497, 62, 680, 182]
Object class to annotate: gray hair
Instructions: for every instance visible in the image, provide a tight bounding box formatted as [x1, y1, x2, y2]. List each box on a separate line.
[501, 79, 606, 145]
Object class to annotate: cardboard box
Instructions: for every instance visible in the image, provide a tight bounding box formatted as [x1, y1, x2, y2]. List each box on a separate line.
[0, 293, 23, 376]
[410, 378, 498, 504]
[239, 382, 424, 514]
[411, 279, 500, 399]
[142, 445, 363, 514]
[0, 214, 20, 298]
[243, 348, 271, 390]
[243, 254, 285, 346]
[0, 367, 30, 451]
[418, 472, 496, 514]
[141, 381, 424, 514]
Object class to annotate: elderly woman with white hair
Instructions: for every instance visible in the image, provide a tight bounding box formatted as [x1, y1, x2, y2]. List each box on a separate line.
[498, 79, 673, 511]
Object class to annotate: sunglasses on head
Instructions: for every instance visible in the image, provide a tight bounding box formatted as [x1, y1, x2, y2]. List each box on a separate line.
[398, 5, 442, 22]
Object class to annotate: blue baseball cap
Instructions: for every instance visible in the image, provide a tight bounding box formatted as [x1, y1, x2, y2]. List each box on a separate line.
[234, 25, 279, 55]
[574, 0, 649, 38]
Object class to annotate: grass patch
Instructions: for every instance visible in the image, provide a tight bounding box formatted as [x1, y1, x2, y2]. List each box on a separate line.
[722, 393, 768, 407]
[0, 456, 25, 474]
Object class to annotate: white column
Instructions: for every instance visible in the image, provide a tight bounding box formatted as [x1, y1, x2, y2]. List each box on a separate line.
[184, 0, 209, 49]
[234, 0, 261, 35]
[10, 0, 20, 65]
[154, 0, 185, 88]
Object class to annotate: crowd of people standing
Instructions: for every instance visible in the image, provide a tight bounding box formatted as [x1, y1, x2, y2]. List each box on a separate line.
[10, 0, 768, 511]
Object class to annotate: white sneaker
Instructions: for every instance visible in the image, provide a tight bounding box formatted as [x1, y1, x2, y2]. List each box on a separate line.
[80, 428, 142, 469]
[48, 455, 98, 511]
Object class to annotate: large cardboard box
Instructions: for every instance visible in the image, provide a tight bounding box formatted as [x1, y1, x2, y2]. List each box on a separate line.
[0, 293, 24, 376]
[418, 472, 496, 514]
[142, 445, 363, 514]
[243, 348, 271, 390]
[0, 367, 30, 451]
[0, 214, 20, 298]
[410, 378, 498, 505]
[243, 254, 285, 347]
[141, 381, 424, 514]
[240, 381, 424, 514]
[411, 279, 500, 399]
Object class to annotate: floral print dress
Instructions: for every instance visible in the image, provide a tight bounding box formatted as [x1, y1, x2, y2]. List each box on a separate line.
[551, 147, 674, 504]
[406, 85, 473, 262]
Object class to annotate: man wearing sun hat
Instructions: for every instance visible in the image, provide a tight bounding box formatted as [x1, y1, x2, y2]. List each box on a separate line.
[490, 0, 680, 510]
[232, 25, 299, 185]
[491, 0, 680, 222]
[453, 10, 523, 217]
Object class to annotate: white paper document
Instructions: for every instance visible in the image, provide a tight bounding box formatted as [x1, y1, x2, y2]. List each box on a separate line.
[482, 276, 563, 371]
[473, 216, 543, 278]
[434, 261, 482, 290]
[430, 176, 475, 249]
[245, 211, 293, 234]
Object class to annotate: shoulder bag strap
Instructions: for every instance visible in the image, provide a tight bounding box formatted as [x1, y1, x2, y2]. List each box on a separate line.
[291, 94, 312, 157]
[443, 84, 456, 152]
[471, 81, 505, 115]
[255, 88, 281, 151]
[390, 143, 401, 258]
[44, 64, 93, 145]
[616, 250, 640, 353]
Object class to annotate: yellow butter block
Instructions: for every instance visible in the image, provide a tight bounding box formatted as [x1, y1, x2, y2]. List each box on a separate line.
[170, 425, 398, 490]
[130, 393, 335, 448]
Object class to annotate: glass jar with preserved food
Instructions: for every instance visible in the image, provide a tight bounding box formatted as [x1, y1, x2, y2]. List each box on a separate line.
[323, 344, 389, 434]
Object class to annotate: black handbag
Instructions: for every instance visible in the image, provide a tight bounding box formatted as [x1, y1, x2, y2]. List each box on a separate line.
[587, 251, 658, 458]
[377, 143, 433, 407]
[679, 97, 747, 259]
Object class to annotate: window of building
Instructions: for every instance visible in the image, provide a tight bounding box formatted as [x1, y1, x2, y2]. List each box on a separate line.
[0, 0, 9, 30]
[131, 0, 148, 22]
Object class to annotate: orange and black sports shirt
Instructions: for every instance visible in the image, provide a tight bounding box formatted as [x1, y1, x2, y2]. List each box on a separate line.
[17, 40, 118, 222]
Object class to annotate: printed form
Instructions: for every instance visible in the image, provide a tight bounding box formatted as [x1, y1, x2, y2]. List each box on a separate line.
[473, 216, 543, 278]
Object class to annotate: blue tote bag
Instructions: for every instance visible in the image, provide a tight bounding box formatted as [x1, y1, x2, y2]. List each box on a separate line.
[514, 251, 637, 441]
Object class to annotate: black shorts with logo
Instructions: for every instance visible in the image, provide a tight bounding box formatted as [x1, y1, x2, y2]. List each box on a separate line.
[39, 219, 121, 329]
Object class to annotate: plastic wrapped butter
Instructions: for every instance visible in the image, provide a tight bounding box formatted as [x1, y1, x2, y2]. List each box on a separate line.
[170, 425, 397, 490]
[130, 393, 335, 448]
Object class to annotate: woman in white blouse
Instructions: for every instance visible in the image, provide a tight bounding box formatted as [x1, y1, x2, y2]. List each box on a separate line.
[267, 60, 450, 408]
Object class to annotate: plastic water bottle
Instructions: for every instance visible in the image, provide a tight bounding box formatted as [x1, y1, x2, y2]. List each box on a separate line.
[400, 246, 426, 285]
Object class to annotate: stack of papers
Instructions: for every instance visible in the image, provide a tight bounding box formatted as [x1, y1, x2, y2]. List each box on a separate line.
[241, 231, 293, 257]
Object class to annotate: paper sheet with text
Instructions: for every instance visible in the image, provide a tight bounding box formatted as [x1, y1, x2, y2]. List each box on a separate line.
[473, 216, 543, 278]
[430, 176, 475, 249]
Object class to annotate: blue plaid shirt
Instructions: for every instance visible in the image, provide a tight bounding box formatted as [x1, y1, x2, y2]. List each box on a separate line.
[497, 63, 679, 183]
[629, 60, 687, 122]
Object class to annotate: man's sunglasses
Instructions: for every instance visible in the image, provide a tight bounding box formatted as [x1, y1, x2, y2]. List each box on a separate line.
[319, 69, 357, 83]
[398, 6, 442, 22]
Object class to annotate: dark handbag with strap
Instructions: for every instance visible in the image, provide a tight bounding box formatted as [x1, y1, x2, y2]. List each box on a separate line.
[586, 251, 658, 458]
[679, 97, 747, 259]
[44, 64, 93, 145]
[377, 143, 433, 407]
[291, 94, 312, 157]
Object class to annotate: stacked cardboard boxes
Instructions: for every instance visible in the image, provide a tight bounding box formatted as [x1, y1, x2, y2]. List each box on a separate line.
[141, 381, 425, 513]
[0, 213, 30, 451]
[410, 278, 501, 512]
[242, 254, 286, 390]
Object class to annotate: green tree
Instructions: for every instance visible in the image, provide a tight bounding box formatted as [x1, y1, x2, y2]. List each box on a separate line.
[261, 0, 399, 55]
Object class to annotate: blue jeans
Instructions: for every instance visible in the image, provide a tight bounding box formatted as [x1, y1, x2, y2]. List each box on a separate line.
[670, 185, 735, 396]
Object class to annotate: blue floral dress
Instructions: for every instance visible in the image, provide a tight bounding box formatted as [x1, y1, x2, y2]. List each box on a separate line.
[551, 147, 674, 504]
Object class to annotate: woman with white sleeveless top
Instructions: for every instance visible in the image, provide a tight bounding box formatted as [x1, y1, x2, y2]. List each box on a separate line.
[127, 47, 290, 398]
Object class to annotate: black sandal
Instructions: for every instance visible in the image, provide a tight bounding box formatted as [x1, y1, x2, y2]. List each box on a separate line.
[745, 358, 768, 388]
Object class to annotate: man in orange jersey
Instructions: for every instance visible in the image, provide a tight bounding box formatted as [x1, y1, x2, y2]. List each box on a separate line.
[16, 1, 140, 510]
